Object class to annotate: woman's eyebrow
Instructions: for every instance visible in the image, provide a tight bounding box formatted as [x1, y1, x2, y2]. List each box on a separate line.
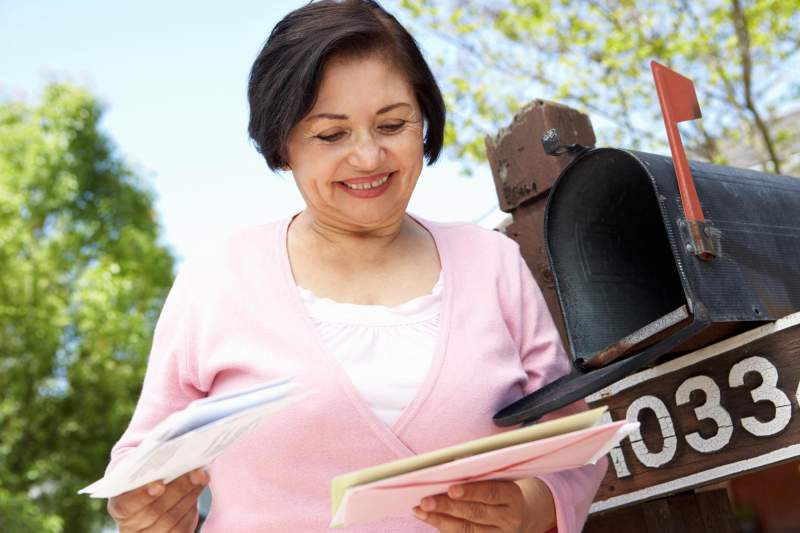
[376, 102, 412, 115]
[306, 112, 348, 122]
[305, 102, 412, 122]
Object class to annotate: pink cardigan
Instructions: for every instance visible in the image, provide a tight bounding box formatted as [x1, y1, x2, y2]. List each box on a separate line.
[110, 216, 606, 532]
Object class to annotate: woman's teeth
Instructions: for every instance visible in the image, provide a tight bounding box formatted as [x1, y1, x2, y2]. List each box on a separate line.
[343, 173, 390, 190]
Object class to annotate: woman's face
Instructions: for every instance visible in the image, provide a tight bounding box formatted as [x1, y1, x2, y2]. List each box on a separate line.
[285, 54, 425, 232]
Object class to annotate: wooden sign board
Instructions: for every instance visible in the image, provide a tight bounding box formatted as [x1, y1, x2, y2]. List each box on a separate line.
[587, 312, 800, 513]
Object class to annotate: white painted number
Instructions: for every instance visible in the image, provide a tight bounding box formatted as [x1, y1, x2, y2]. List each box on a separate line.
[605, 355, 797, 478]
[600, 411, 631, 478]
[797, 375, 800, 409]
[675, 375, 733, 453]
[729, 356, 791, 437]
[626, 395, 677, 468]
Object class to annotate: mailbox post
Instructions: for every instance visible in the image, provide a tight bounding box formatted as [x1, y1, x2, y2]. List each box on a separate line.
[484, 99, 596, 355]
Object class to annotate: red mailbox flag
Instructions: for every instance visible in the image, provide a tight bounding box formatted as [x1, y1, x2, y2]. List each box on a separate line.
[651, 61, 716, 260]
[652, 62, 702, 123]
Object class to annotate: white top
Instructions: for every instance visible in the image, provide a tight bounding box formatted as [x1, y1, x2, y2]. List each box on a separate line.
[297, 274, 442, 426]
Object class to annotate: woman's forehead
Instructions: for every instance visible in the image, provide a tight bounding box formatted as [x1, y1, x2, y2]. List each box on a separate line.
[308, 56, 416, 118]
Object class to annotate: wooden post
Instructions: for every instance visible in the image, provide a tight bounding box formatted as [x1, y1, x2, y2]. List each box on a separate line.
[584, 490, 738, 533]
[485, 100, 595, 357]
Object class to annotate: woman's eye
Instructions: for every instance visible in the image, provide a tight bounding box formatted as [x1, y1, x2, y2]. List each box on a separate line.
[379, 121, 406, 133]
[317, 131, 346, 142]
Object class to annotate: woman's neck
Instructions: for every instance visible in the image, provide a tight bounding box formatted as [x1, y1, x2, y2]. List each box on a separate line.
[286, 210, 440, 305]
[290, 210, 412, 264]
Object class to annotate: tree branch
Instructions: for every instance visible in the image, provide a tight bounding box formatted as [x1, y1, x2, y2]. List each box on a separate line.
[730, 0, 782, 173]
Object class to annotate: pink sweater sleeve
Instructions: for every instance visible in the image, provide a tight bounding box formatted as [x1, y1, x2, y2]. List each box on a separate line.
[505, 242, 608, 533]
[107, 266, 204, 473]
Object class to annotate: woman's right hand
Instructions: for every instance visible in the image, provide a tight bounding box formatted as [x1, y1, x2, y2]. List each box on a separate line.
[107, 468, 209, 532]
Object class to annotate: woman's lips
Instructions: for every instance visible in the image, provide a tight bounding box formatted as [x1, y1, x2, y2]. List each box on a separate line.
[336, 172, 394, 198]
[340, 172, 392, 185]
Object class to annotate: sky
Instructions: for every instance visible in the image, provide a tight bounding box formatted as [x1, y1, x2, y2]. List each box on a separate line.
[0, 0, 501, 263]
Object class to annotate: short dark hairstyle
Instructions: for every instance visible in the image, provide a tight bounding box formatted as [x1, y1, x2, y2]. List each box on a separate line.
[247, 0, 446, 171]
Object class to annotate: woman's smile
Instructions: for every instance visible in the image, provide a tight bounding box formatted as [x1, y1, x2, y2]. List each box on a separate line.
[336, 171, 395, 198]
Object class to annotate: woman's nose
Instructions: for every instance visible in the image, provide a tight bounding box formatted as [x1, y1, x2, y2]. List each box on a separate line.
[347, 133, 385, 170]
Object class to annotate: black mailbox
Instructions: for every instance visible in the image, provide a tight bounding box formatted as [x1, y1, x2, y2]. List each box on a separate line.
[549, 148, 800, 366]
[495, 64, 800, 426]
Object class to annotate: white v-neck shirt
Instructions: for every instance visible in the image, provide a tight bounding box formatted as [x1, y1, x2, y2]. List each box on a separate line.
[296, 273, 443, 426]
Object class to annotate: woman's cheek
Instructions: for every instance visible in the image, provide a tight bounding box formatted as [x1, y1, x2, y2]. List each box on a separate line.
[390, 133, 424, 159]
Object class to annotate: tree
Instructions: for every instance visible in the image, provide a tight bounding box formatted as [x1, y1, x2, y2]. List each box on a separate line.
[0, 83, 176, 531]
[394, 0, 800, 174]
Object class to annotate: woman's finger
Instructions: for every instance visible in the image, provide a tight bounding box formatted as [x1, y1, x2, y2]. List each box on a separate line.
[419, 494, 503, 526]
[167, 500, 200, 533]
[414, 507, 501, 533]
[148, 484, 205, 532]
[448, 481, 523, 506]
[117, 469, 207, 530]
[107, 481, 166, 522]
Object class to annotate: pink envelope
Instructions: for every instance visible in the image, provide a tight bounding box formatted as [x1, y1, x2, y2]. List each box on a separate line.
[330, 420, 635, 528]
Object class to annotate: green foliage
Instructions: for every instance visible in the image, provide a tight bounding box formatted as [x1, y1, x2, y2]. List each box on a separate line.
[394, 0, 800, 174]
[0, 488, 63, 533]
[0, 83, 175, 531]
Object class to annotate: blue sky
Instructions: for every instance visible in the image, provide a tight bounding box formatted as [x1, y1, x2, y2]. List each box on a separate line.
[1, 0, 499, 263]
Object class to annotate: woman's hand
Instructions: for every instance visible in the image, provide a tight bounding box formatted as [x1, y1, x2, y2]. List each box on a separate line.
[413, 479, 556, 533]
[107, 468, 209, 532]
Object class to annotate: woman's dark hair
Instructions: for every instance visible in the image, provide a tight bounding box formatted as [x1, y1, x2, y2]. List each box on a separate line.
[247, 0, 446, 171]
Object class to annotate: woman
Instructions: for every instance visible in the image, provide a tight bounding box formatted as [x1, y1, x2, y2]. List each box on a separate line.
[106, 1, 606, 531]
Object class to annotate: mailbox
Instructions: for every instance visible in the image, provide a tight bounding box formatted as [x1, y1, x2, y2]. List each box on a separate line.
[494, 64, 800, 426]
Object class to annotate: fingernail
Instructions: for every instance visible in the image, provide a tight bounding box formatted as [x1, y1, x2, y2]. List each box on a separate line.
[147, 483, 164, 497]
[421, 498, 435, 511]
[449, 485, 464, 498]
[190, 470, 206, 485]
[413, 507, 428, 520]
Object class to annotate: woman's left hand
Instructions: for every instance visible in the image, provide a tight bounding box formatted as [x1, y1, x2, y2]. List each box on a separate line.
[413, 479, 552, 533]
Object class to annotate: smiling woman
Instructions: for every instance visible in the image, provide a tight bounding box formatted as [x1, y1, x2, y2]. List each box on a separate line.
[103, 1, 606, 532]
[284, 56, 426, 237]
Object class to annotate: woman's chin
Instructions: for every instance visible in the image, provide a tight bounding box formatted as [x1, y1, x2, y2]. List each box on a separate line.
[334, 193, 411, 227]
[339, 207, 408, 232]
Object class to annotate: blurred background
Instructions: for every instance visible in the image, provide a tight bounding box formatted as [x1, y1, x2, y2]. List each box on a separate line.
[1, 0, 797, 531]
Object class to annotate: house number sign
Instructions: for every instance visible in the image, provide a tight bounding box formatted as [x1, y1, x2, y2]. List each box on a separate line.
[587, 314, 800, 513]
